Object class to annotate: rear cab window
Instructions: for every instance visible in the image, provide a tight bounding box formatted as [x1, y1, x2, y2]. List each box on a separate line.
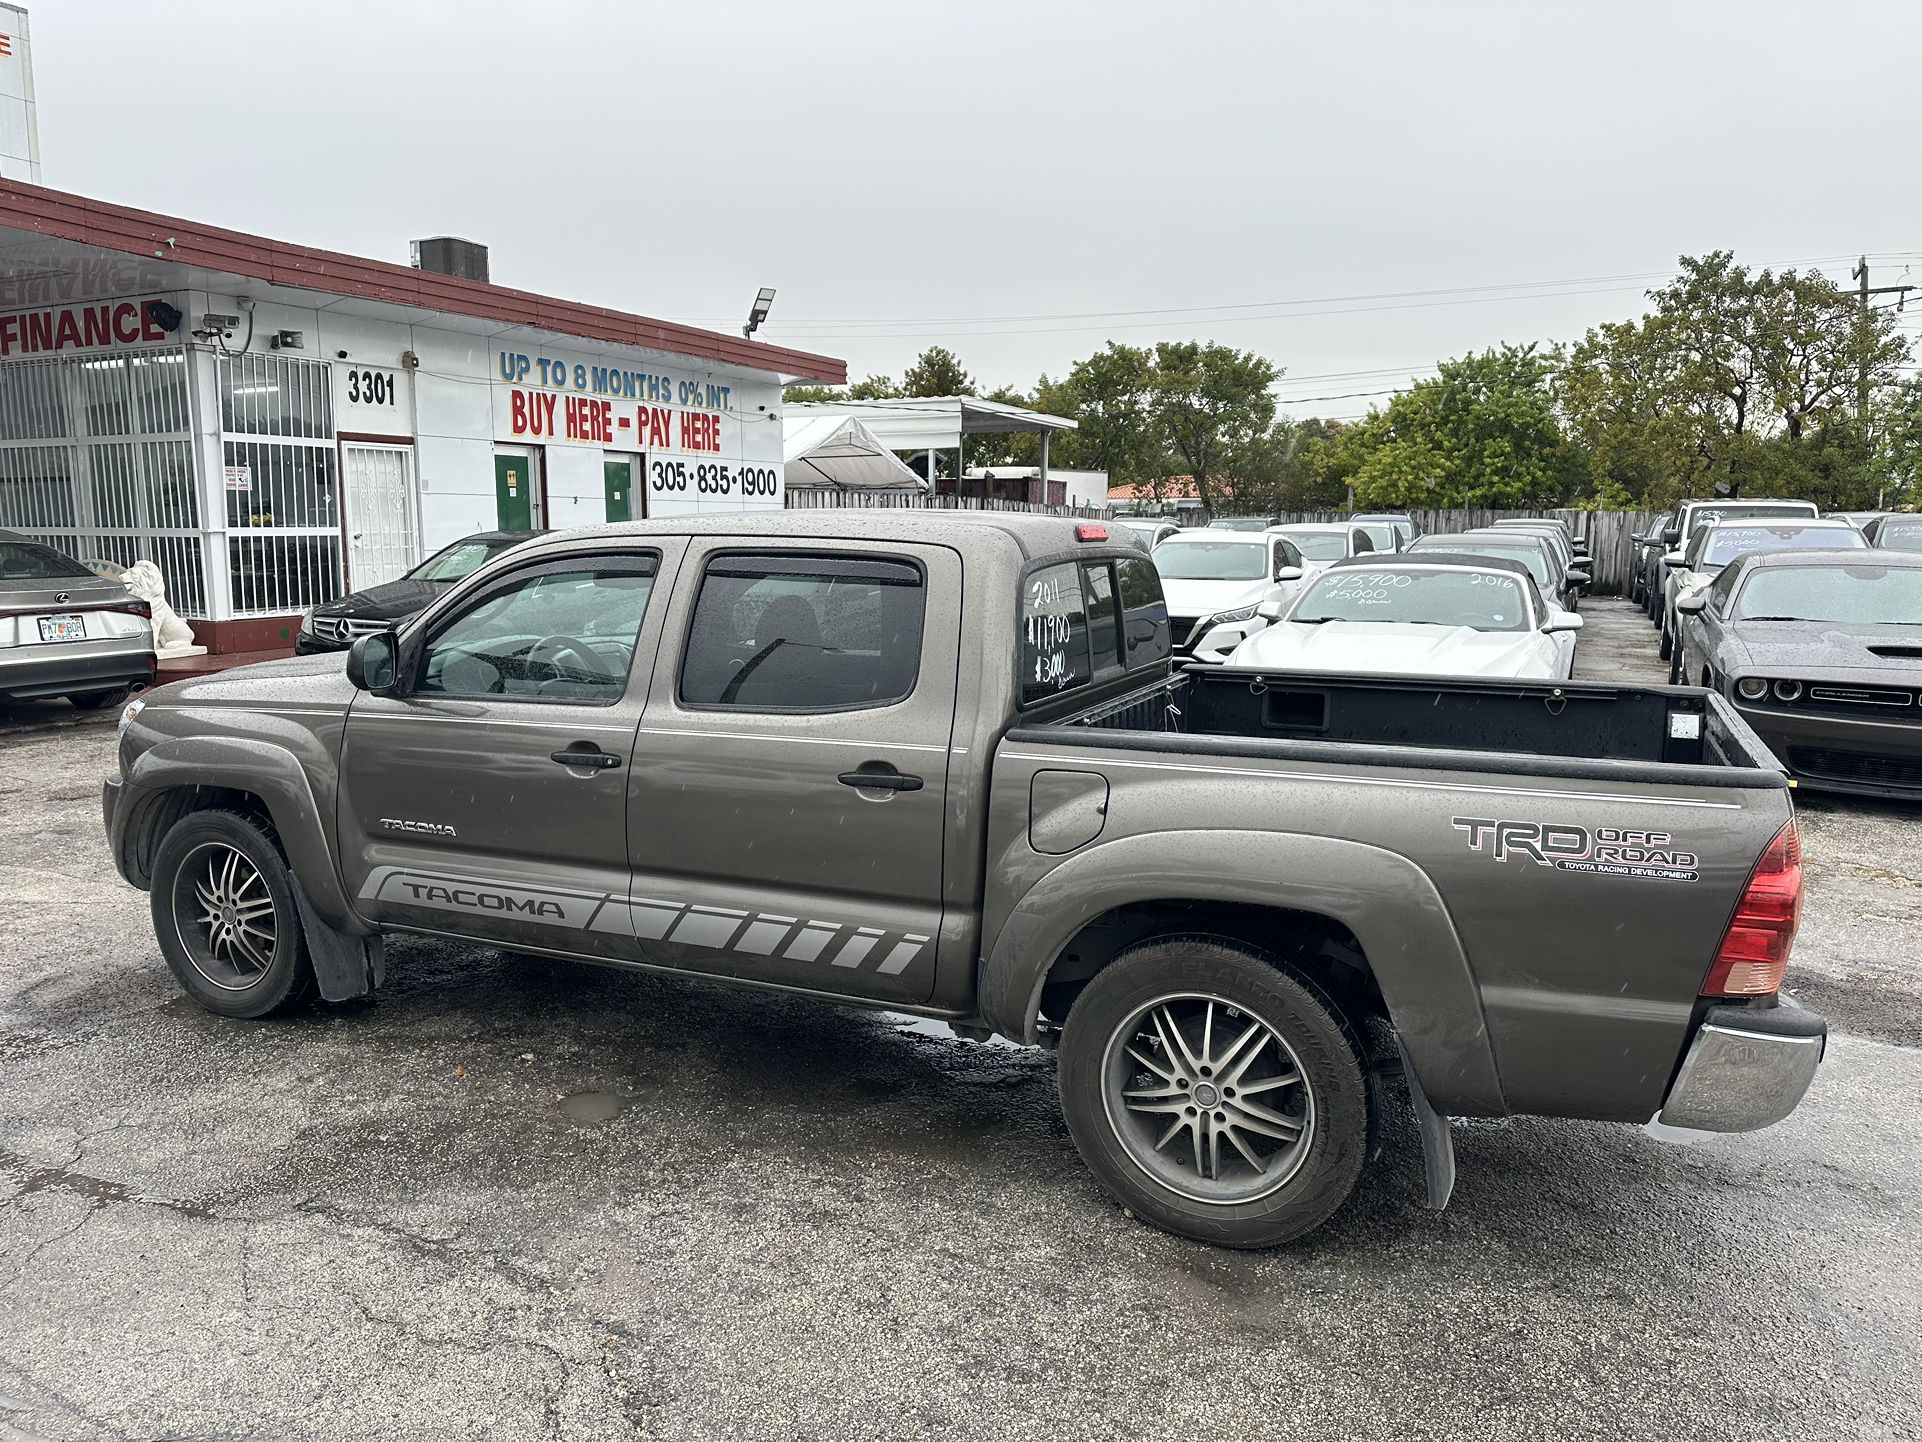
[1021, 554, 1170, 707]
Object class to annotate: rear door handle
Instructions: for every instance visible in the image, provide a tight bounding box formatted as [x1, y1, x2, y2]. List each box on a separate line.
[838, 767, 923, 792]
[550, 746, 623, 771]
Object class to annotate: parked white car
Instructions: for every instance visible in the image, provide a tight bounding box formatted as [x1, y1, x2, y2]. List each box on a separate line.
[1222, 553, 1582, 680]
[1267, 523, 1378, 576]
[1152, 529, 1308, 661]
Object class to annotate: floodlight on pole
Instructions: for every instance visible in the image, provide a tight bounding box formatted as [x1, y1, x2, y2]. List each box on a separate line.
[743, 287, 777, 339]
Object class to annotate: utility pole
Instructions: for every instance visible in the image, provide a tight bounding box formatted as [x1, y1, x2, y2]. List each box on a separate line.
[1851, 256, 1915, 431]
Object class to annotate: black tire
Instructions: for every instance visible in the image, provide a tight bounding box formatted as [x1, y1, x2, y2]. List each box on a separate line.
[68, 685, 131, 711]
[1667, 639, 1685, 686]
[1057, 937, 1370, 1248]
[1658, 617, 1672, 660]
[150, 809, 316, 1019]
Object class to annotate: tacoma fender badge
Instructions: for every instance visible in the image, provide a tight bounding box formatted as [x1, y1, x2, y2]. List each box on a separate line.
[380, 818, 458, 837]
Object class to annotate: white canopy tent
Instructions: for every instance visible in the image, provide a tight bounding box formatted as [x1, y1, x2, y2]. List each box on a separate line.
[784, 397, 1079, 489]
[782, 414, 930, 491]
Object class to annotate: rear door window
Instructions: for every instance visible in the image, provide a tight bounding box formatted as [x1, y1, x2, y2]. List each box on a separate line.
[1020, 555, 1170, 706]
[679, 553, 926, 711]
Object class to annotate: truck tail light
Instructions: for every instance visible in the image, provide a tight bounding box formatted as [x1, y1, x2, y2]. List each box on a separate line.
[1703, 820, 1802, 997]
[1075, 523, 1109, 542]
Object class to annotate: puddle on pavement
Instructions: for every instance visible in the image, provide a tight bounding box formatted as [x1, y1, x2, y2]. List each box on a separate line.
[884, 1013, 1020, 1049]
[558, 1091, 637, 1125]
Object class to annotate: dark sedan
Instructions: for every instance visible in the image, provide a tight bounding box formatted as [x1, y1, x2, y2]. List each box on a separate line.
[295, 531, 545, 654]
[1675, 550, 1922, 799]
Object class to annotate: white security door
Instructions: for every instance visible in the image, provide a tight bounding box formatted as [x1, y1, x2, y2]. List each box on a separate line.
[341, 443, 420, 589]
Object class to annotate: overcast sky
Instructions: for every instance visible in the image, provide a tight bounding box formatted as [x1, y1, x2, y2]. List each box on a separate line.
[30, 0, 1922, 414]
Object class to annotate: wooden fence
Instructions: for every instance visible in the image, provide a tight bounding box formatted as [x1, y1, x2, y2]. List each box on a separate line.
[785, 490, 1109, 519]
[784, 491, 1661, 595]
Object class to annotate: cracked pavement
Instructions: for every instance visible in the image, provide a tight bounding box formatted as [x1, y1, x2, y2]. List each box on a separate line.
[3, 674, 1922, 1441]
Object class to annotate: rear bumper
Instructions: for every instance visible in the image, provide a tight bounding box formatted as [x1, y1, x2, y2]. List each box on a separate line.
[0, 640, 156, 700]
[1658, 1000, 1826, 1132]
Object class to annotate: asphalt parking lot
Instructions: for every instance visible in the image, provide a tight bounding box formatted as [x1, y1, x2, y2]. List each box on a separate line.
[3, 608, 1921, 1442]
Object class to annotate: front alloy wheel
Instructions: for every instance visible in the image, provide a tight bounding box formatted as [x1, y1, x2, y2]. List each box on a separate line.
[173, 841, 280, 990]
[150, 809, 315, 1018]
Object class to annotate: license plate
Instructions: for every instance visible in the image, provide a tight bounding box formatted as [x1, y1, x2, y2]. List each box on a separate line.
[37, 613, 85, 643]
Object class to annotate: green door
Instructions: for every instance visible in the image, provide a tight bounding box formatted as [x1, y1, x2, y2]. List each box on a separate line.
[604, 459, 633, 523]
[495, 455, 533, 531]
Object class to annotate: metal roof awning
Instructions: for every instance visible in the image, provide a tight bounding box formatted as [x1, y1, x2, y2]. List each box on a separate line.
[782, 415, 929, 490]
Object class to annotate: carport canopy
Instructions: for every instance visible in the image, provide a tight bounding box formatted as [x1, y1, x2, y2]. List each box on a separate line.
[783, 396, 1078, 483]
[781, 414, 929, 490]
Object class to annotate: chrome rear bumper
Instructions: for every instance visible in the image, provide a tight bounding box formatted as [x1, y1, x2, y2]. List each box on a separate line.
[1658, 1000, 1826, 1133]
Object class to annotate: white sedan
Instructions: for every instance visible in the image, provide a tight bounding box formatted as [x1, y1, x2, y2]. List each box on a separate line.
[1222, 554, 1583, 680]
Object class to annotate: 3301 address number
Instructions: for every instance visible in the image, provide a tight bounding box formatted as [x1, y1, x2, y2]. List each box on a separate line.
[648, 461, 779, 496]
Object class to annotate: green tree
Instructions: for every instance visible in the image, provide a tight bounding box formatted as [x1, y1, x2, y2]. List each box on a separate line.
[1148, 341, 1281, 509]
[903, 346, 974, 398]
[1346, 344, 1577, 508]
[1561, 252, 1911, 503]
[782, 373, 903, 404]
[1036, 343, 1167, 488]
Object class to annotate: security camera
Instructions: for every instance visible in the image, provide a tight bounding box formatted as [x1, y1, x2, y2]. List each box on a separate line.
[200, 313, 240, 332]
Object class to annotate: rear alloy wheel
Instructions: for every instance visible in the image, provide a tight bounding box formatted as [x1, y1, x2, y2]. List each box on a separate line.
[1058, 938, 1369, 1248]
[151, 810, 315, 1018]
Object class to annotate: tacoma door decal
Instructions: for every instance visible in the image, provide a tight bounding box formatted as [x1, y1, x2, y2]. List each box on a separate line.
[359, 867, 931, 974]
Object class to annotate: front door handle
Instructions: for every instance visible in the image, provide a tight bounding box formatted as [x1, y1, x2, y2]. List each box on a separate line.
[838, 766, 923, 793]
[550, 746, 623, 771]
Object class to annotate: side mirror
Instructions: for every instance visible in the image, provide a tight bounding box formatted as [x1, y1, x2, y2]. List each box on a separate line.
[1663, 550, 1686, 567]
[1676, 592, 1710, 616]
[1565, 569, 1591, 586]
[1545, 612, 1585, 633]
[1273, 564, 1303, 583]
[346, 630, 400, 695]
[1256, 599, 1288, 622]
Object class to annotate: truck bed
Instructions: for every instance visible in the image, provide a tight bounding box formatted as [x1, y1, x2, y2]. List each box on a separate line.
[1042, 666, 1786, 787]
[988, 665, 1795, 1124]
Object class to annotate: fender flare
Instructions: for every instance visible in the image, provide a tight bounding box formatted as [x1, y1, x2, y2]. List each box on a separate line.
[120, 735, 369, 937]
[978, 828, 1505, 1116]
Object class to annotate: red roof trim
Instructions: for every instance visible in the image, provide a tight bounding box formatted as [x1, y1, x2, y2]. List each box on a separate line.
[0, 179, 847, 384]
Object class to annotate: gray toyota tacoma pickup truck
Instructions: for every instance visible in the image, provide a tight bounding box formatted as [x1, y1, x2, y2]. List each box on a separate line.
[103, 512, 1825, 1248]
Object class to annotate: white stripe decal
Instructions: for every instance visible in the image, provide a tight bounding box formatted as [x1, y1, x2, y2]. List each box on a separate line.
[998, 751, 1744, 810]
[669, 907, 750, 950]
[876, 940, 926, 976]
[781, 923, 842, 963]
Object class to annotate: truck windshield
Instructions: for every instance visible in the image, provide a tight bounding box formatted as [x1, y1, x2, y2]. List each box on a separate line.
[1695, 526, 1864, 569]
[1153, 541, 1266, 580]
[1290, 568, 1532, 631]
[1684, 503, 1817, 542]
[1734, 565, 1922, 624]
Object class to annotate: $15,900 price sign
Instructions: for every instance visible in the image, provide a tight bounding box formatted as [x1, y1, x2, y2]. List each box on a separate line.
[649, 460, 780, 497]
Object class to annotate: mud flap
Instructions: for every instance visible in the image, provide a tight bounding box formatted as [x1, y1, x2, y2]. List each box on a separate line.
[1396, 1032, 1456, 1210]
[291, 876, 385, 1002]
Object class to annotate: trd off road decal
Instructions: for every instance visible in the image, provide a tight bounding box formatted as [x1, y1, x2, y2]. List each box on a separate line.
[1451, 817, 1699, 883]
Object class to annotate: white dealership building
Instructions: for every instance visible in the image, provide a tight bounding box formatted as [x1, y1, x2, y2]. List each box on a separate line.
[0, 179, 842, 653]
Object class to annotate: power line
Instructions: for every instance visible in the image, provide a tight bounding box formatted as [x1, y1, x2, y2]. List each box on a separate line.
[685, 250, 1898, 339]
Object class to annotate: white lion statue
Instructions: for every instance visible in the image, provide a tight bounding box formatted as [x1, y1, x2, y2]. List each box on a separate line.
[122, 559, 200, 655]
